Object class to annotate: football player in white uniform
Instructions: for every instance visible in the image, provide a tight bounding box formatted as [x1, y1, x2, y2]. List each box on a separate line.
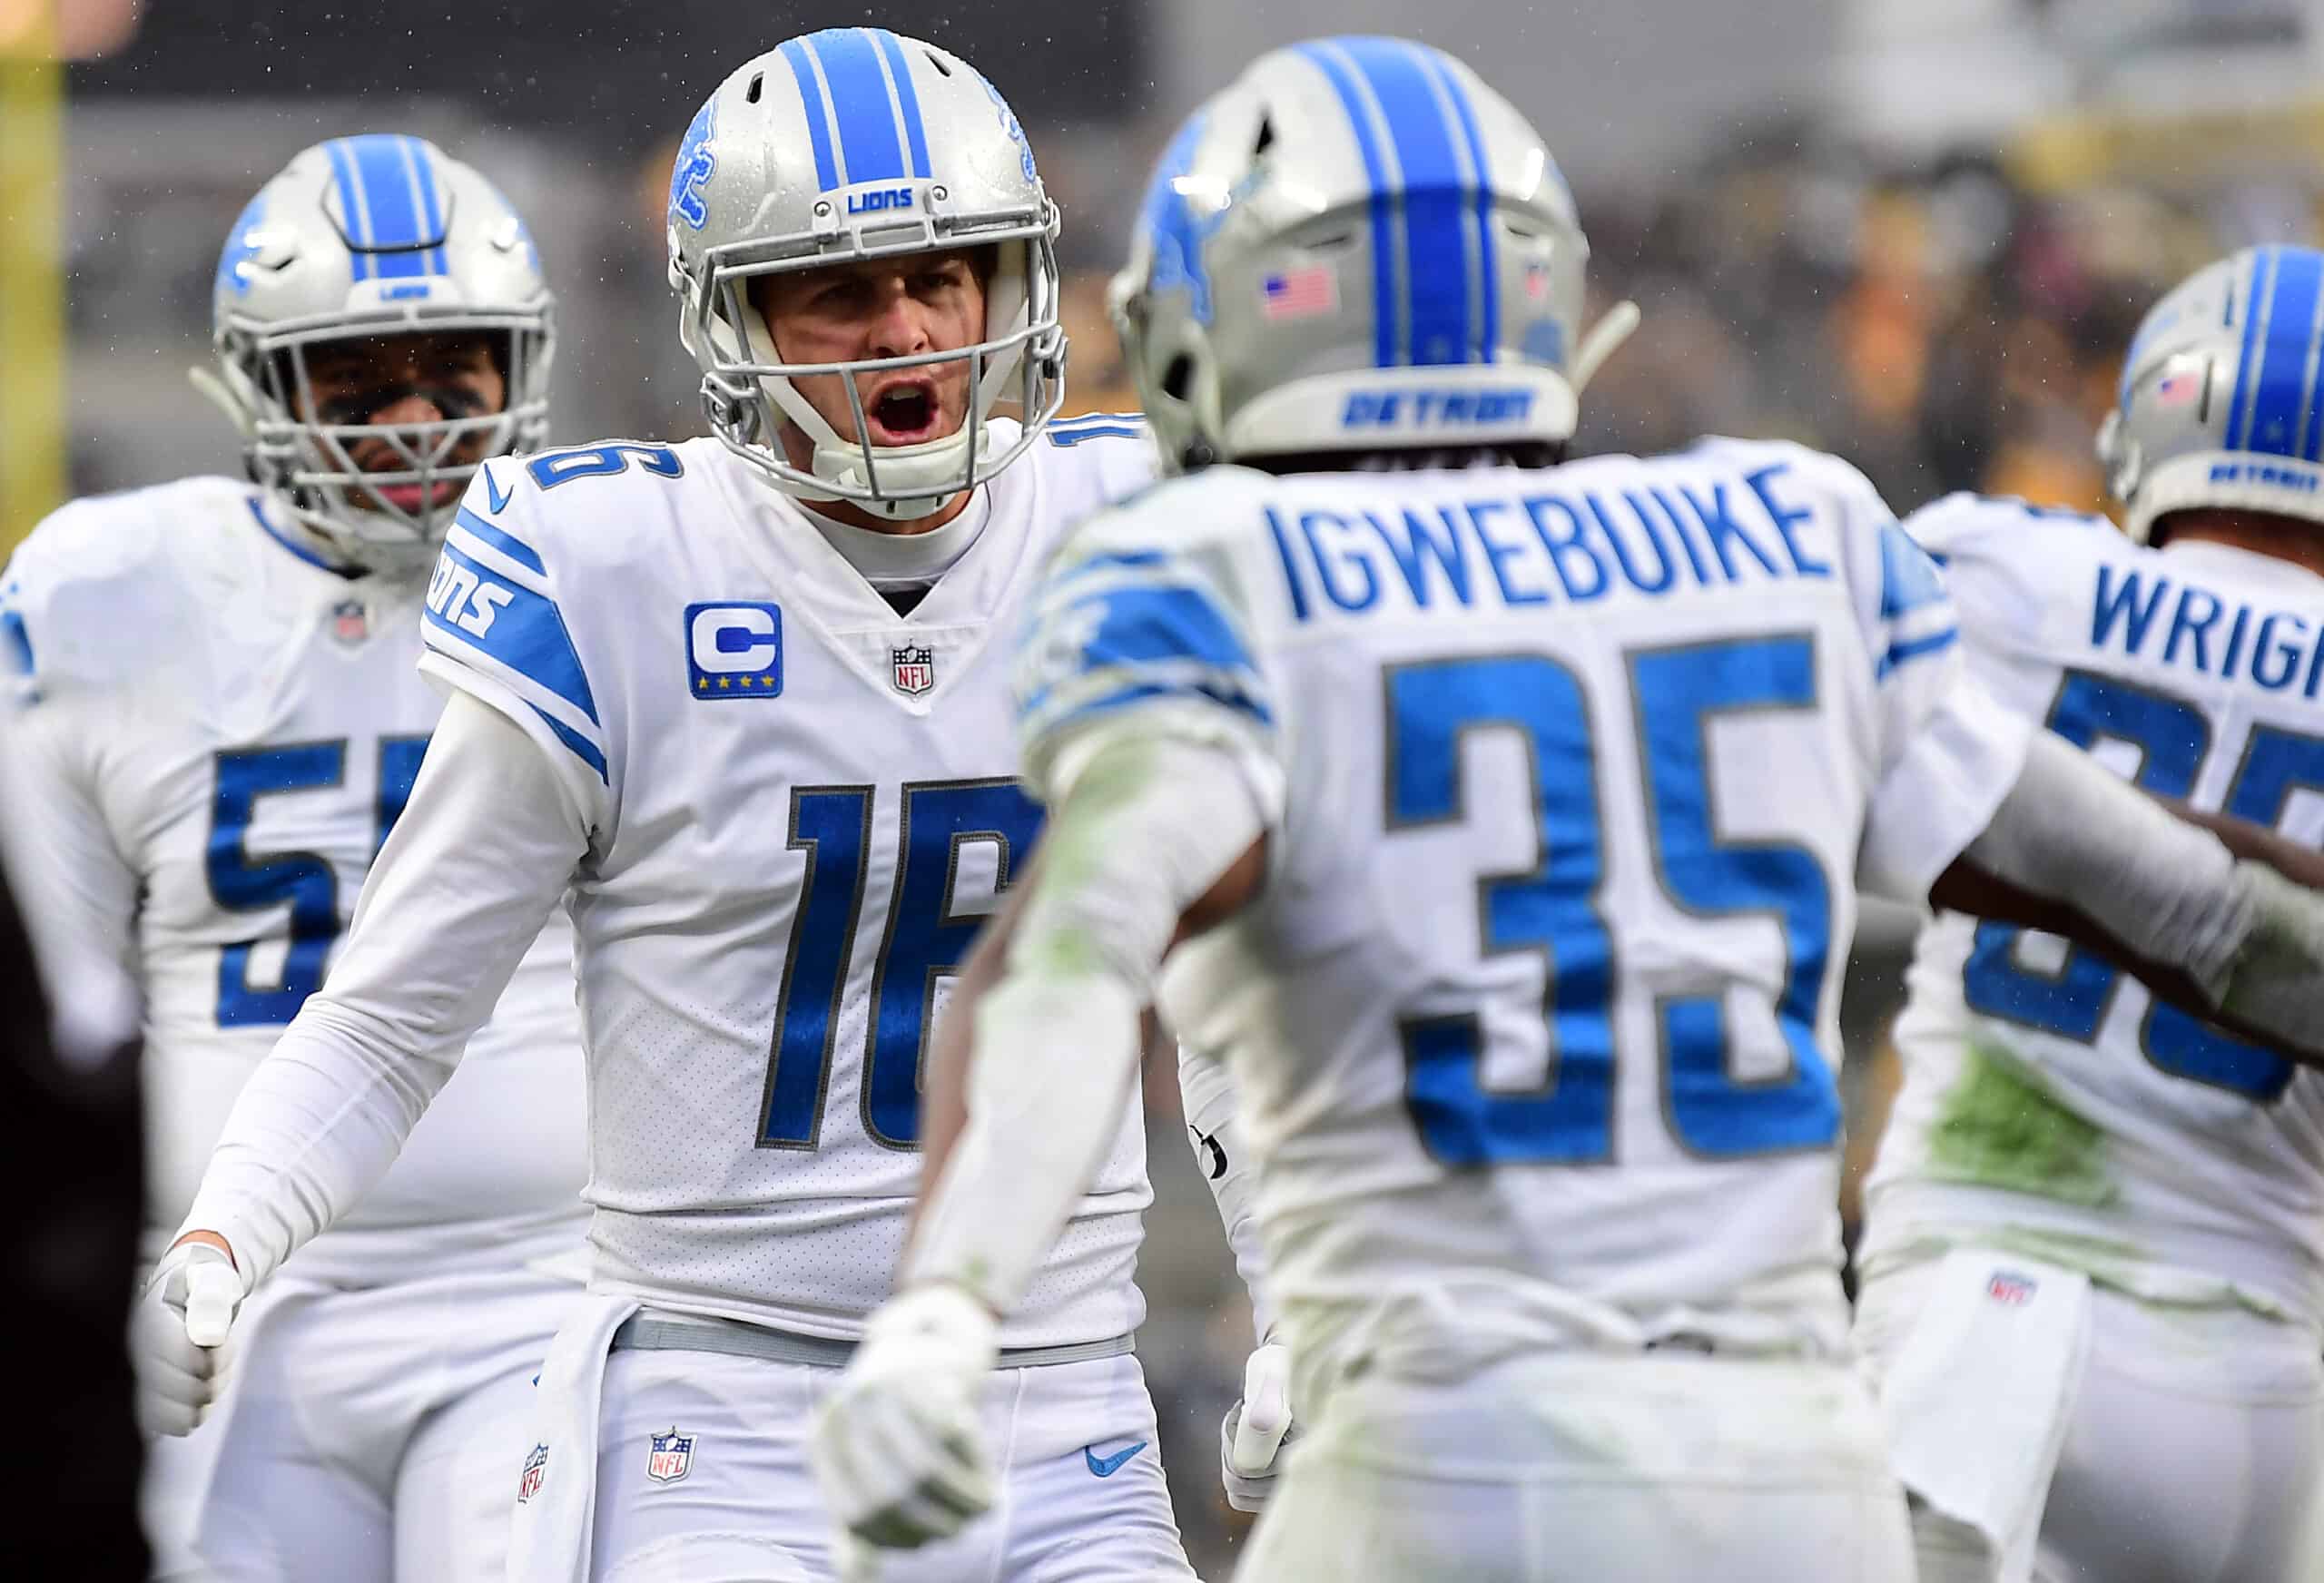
[10, 137, 590, 1580]
[133, 29, 1275, 1583]
[1856, 247, 2324, 1583]
[809, 40, 2324, 1583]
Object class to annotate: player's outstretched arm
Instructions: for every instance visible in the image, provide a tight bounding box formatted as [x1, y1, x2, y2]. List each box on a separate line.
[813, 733, 1265, 1552]
[141, 691, 589, 1431]
[1932, 731, 2324, 1065]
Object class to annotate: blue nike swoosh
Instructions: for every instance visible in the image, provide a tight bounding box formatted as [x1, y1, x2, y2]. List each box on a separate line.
[1084, 1440, 1147, 1478]
[483, 465, 512, 514]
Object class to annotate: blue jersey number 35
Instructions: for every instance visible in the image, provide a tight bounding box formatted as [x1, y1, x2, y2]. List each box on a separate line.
[1384, 635, 1840, 1166]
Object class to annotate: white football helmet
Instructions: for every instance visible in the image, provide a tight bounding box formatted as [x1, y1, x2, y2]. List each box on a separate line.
[1110, 35, 1635, 474]
[666, 28, 1066, 519]
[200, 134, 554, 571]
[2100, 246, 2324, 543]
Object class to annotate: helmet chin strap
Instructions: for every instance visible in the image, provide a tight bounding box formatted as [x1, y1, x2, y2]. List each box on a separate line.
[1570, 300, 1641, 395]
[737, 301, 993, 522]
[802, 425, 987, 521]
[189, 364, 258, 439]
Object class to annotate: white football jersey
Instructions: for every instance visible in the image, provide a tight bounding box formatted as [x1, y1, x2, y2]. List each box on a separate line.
[1862, 494, 2324, 1321]
[416, 418, 1160, 1345]
[1012, 439, 2028, 1379]
[1, 477, 588, 1283]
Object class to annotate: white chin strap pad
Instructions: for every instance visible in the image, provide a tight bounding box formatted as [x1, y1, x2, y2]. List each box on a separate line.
[738, 300, 986, 519]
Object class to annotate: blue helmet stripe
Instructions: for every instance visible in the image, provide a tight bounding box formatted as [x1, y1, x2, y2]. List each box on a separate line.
[2248, 247, 2323, 459]
[2225, 248, 2275, 451]
[871, 29, 932, 180]
[401, 135, 450, 275]
[2304, 300, 2324, 464]
[811, 29, 909, 186]
[1296, 42, 1399, 367]
[779, 40, 842, 191]
[345, 135, 430, 280]
[1414, 45, 1495, 365]
[324, 140, 374, 282]
[1341, 38, 1472, 368]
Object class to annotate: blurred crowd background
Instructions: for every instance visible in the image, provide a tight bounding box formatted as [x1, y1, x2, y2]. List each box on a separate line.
[11, 0, 2324, 1572]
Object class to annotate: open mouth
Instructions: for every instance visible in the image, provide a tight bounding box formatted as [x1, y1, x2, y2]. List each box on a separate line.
[369, 480, 463, 512]
[868, 382, 940, 445]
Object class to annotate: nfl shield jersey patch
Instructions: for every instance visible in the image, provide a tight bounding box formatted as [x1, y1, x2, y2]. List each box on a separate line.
[517, 1442, 547, 1504]
[891, 644, 935, 696]
[646, 1427, 695, 1483]
[1986, 1269, 2038, 1306]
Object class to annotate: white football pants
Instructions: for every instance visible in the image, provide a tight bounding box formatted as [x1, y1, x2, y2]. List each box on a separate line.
[1233, 1349, 1915, 1583]
[561, 1342, 1194, 1582]
[144, 1260, 580, 1582]
[1858, 1249, 2324, 1583]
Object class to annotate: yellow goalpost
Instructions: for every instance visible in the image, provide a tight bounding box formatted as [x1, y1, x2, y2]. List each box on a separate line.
[0, 0, 63, 556]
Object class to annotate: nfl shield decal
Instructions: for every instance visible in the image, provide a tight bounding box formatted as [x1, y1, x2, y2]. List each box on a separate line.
[517, 1443, 547, 1504]
[891, 644, 935, 696]
[330, 597, 369, 646]
[1985, 1269, 2038, 1306]
[646, 1427, 695, 1483]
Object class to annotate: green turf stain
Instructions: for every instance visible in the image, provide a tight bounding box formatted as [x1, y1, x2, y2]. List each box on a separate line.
[1011, 739, 1168, 980]
[1924, 1038, 2117, 1208]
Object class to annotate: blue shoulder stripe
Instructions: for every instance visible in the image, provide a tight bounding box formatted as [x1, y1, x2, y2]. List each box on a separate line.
[1078, 583, 1253, 672]
[1019, 579, 1274, 736]
[425, 539, 598, 725]
[1048, 424, 1147, 447]
[1876, 519, 1947, 621]
[530, 703, 609, 784]
[1876, 626, 1957, 680]
[1039, 677, 1274, 737]
[453, 506, 547, 576]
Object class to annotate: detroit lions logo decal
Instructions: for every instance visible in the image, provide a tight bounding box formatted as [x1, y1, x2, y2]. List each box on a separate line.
[670, 97, 717, 231]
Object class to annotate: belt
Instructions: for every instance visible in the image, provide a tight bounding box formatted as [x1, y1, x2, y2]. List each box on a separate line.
[610, 1308, 1136, 1370]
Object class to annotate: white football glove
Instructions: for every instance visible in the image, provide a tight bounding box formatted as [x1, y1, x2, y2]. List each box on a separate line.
[1219, 1339, 1296, 1512]
[131, 1240, 244, 1437]
[812, 1284, 1000, 1553]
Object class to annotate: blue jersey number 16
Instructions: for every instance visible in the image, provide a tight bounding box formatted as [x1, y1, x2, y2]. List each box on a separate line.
[760, 779, 1043, 1150]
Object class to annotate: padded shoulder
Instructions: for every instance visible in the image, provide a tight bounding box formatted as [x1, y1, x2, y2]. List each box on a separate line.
[2, 477, 261, 694]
